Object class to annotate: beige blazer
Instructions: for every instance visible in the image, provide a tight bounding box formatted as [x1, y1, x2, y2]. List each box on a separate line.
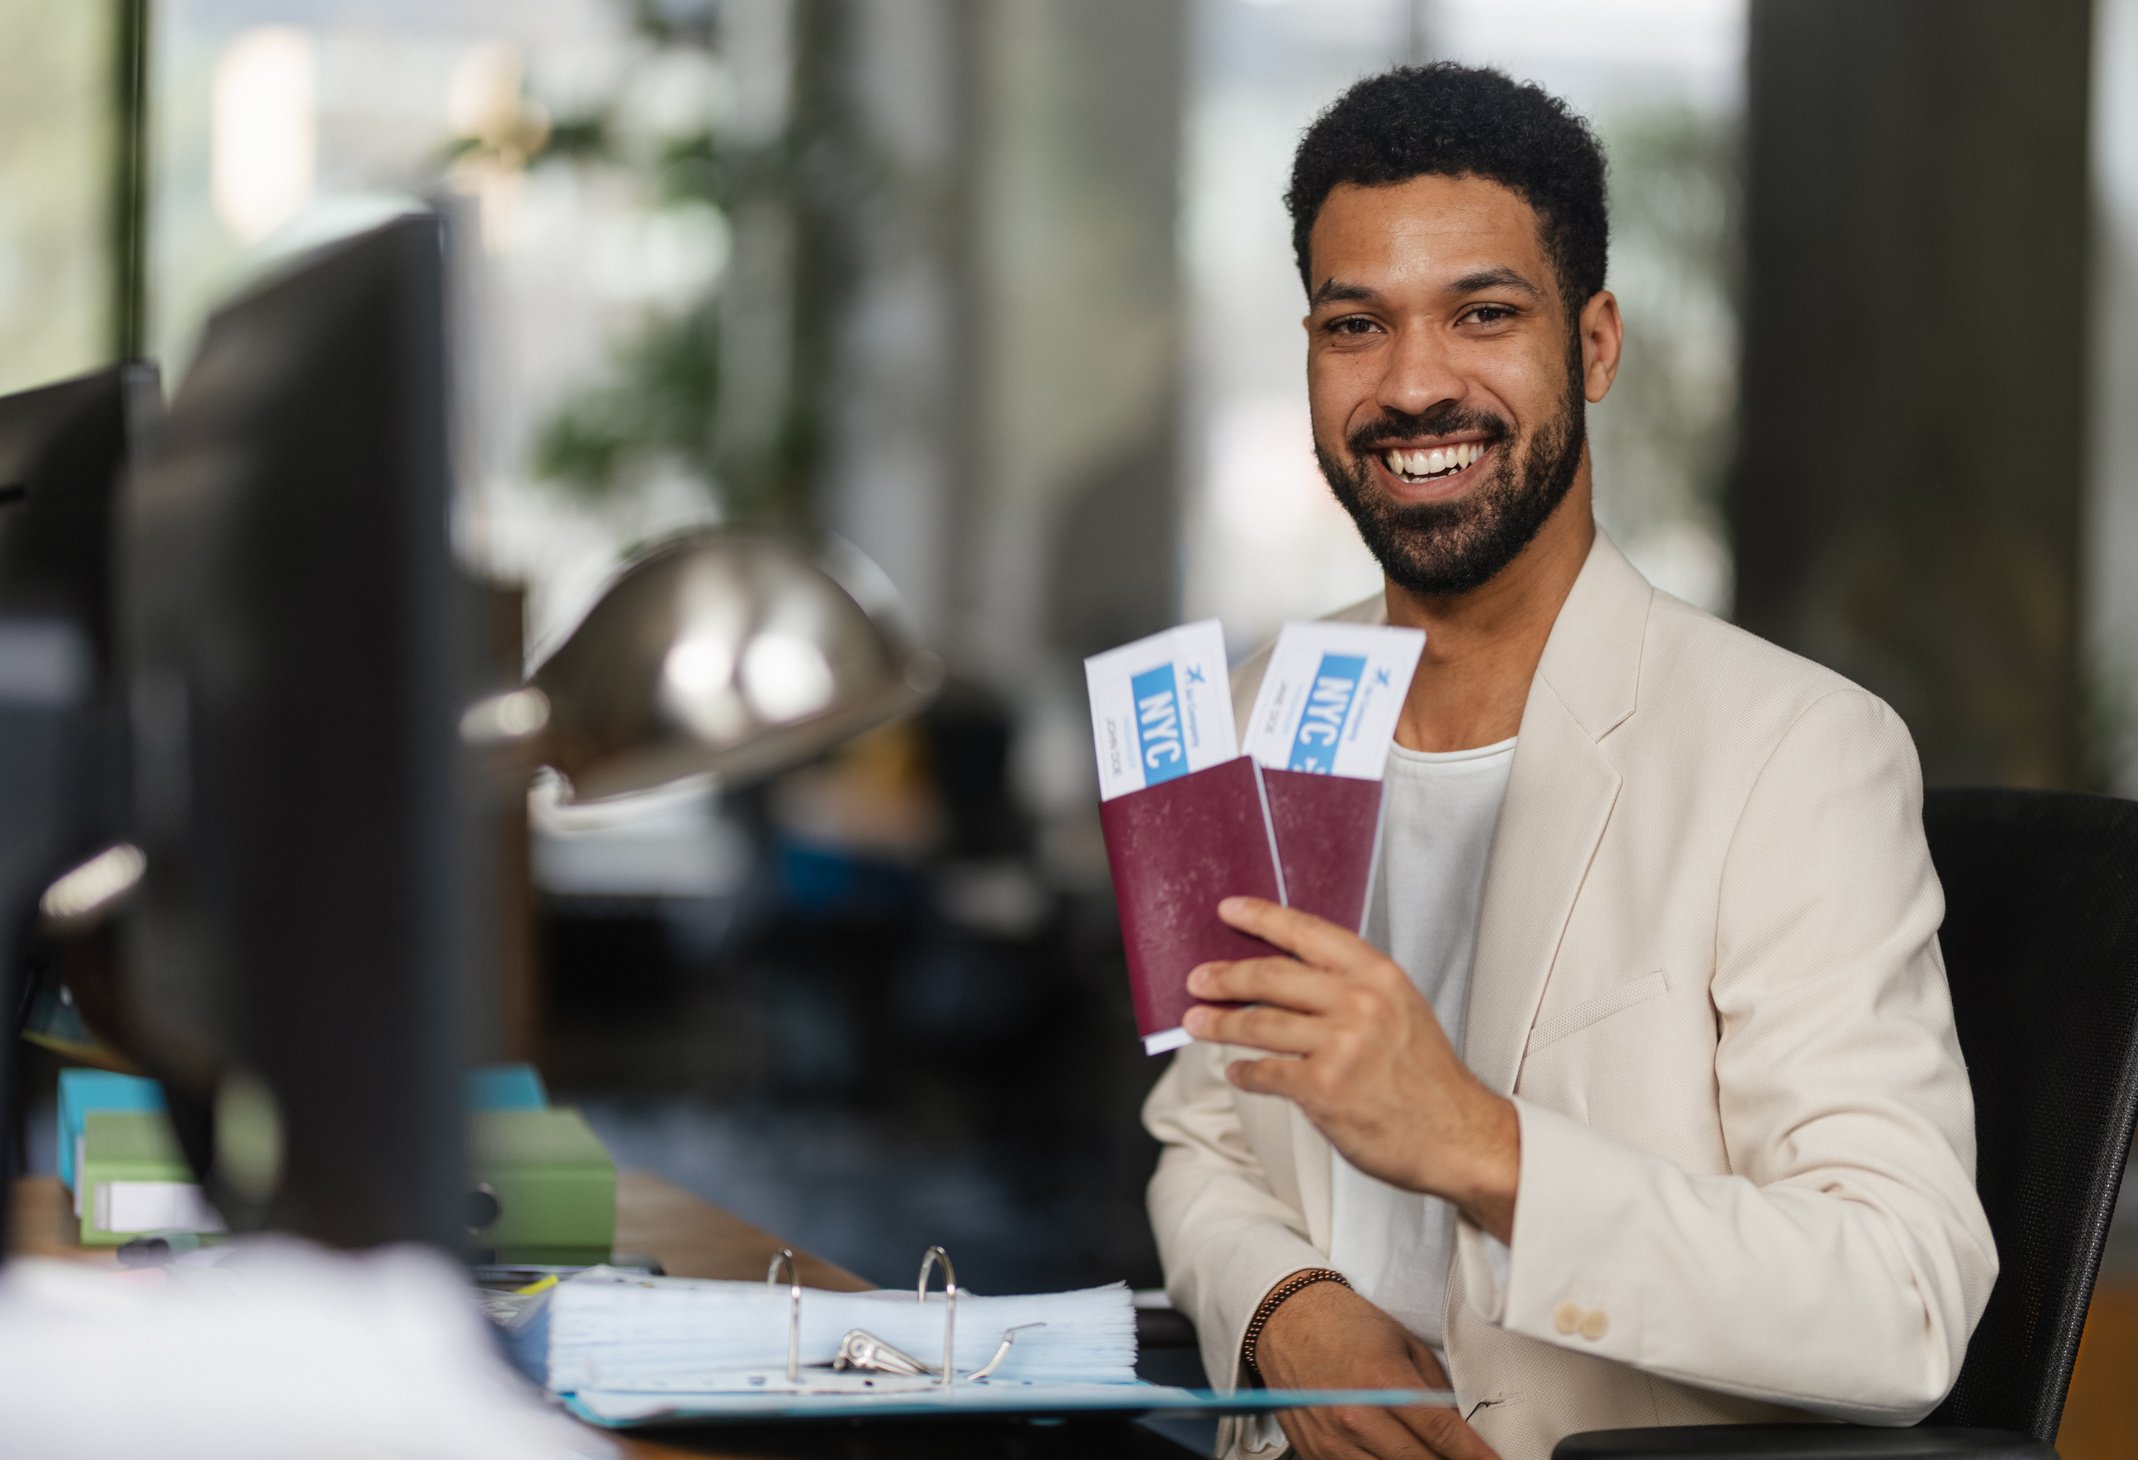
[1143, 530, 1997, 1460]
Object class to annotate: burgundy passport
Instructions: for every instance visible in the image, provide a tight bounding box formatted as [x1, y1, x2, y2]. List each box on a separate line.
[1099, 755, 1284, 1054]
[1261, 768, 1386, 934]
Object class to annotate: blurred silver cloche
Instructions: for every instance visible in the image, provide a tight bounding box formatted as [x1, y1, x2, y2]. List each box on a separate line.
[525, 529, 941, 803]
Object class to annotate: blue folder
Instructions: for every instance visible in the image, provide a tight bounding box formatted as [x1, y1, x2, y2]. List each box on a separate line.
[563, 1382, 1456, 1427]
[56, 1070, 164, 1191]
[58, 1064, 552, 1191]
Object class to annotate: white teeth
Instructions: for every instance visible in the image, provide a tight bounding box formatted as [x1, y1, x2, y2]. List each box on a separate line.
[1384, 444, 1486, 479]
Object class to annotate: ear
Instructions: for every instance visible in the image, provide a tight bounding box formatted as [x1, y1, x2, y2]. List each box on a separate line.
[1577, 290, 1623, 403]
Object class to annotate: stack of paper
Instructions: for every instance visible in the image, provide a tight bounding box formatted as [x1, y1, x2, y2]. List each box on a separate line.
[511, 1270, 1138, 1394]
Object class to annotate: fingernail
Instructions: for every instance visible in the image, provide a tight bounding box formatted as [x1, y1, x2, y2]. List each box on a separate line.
[1218, 897, 1246, 917]
[1187, 964, 1212, 993]
[1183, 1007, 1212, 1037]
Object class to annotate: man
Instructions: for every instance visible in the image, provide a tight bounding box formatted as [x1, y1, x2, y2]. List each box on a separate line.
[1142, 64, 1996, 1460]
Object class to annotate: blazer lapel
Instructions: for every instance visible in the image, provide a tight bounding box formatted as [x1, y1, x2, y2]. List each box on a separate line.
[1462, 531, 1651, 1095]
[1463, 691, 1620, 1094]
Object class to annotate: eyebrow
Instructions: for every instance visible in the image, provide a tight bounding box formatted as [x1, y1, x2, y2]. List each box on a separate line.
[1449, 266, 1545, 301]
[1309, 266, 1547, 310]
[1308, 278, 1378, 308]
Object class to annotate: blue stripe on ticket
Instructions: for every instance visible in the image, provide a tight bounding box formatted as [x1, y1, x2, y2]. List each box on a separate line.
[1131, 663, 1191, 785]
[1286, 653, 1367, 773]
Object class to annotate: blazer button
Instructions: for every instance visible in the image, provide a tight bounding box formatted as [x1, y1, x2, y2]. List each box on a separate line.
[1580, 1309, 1609, 1341]
[1553, 1303, 1583, 1335]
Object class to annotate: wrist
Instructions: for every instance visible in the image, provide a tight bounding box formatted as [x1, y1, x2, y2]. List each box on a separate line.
[1449, 1092, 1521, 1243]
[1241, 1267, 1350, 1381]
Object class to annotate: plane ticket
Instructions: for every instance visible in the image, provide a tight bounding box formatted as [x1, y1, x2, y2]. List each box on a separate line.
[1084, 620, 1238, 801]
[1242, 621, 1426, 780]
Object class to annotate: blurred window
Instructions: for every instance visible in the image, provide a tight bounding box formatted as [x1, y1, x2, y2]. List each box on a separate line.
[147, 0, 716, 650]
[0, 3, 116, 393]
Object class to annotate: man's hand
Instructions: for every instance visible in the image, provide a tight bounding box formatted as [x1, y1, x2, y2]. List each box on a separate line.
[1182, 896, 1520, 1241]
[1256, 1279, 1496, 1460]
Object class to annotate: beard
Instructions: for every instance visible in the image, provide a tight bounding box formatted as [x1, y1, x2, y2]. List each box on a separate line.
[1315, 350, 1587, 598]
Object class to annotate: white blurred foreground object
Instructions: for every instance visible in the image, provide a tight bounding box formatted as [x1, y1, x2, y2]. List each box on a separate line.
[0, 1238, 613, 1460]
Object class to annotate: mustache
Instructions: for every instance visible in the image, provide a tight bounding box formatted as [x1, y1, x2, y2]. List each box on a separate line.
[1346, 404, 1511, 456]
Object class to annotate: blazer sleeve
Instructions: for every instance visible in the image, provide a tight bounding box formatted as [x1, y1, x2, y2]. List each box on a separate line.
[1144, 1039, 1330, 1398]
[1453, 686, 1999, 1422]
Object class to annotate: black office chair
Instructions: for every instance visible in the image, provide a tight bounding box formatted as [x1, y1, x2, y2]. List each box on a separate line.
[1557, 787, 2138, 1460]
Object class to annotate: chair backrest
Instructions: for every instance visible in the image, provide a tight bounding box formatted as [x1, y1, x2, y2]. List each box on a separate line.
[1920, 787, 2138, 1440]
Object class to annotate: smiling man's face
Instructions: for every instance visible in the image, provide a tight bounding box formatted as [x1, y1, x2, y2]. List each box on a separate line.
[1305, 172, 1603, 598]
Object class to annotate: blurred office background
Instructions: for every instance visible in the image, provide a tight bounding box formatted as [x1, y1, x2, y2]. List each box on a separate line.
[4, 0, 2135, 1447]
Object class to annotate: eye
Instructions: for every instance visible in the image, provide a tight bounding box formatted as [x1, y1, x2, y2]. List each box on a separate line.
[1461, 304, 1517, 327]
[1322, 315, 1381, 338]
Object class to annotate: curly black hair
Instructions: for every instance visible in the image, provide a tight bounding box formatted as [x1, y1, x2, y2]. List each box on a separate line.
[1286, 63, 1609, 315]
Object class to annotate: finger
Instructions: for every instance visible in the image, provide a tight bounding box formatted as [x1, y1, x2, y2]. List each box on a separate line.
[1403, 1334, 1452, 1388]
[1278, 1410, 1415, 1460]
[1188, 955, 1341, 1012]
[1296, 1405, 1436, 1460]
[1185, 1000, 1322, 1053]
[1394, 1405, 1500, 1460]
[1220, 896, 1384, 971]
[1226, 1054, 1308, 1100]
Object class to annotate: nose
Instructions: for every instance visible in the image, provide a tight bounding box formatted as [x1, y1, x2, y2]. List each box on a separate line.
[1375, 322, 1464, 420]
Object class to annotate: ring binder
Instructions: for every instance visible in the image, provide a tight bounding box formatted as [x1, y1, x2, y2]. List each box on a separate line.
[820, 1245, 1048, 1388]
[917, 1246, 955, 1388]
[833, 1316, 1045, 1384]
[512, 1245, 1454, 1430]
[832, 1329, 935, 1379]
[963, 1322, 1042, 1381]
[765, 1249, 801, 1382]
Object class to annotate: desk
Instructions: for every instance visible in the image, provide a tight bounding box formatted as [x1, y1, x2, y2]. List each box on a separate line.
[11, 1173, 1196, 1460]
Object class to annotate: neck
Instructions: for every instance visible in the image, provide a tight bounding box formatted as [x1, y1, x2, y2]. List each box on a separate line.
[1385, 468, 1595, 753]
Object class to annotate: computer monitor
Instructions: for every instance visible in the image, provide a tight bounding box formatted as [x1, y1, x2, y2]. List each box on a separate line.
[0, 363, 159, 1254]
[0, 365, 160, 680]
[120, 213, 480, 1252]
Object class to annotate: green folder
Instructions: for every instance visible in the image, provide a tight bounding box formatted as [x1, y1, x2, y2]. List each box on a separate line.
[75, 1097, 615, 1259]
[77, 1110, 225, 1247]
[467, 1107, 617, 1263]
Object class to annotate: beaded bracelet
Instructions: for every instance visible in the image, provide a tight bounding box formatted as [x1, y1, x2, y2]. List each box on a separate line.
[1241, 1268, 1352, 1380]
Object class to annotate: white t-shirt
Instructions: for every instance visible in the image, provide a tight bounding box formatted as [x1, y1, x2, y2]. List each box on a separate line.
[1328, 735, 1517, 1361]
